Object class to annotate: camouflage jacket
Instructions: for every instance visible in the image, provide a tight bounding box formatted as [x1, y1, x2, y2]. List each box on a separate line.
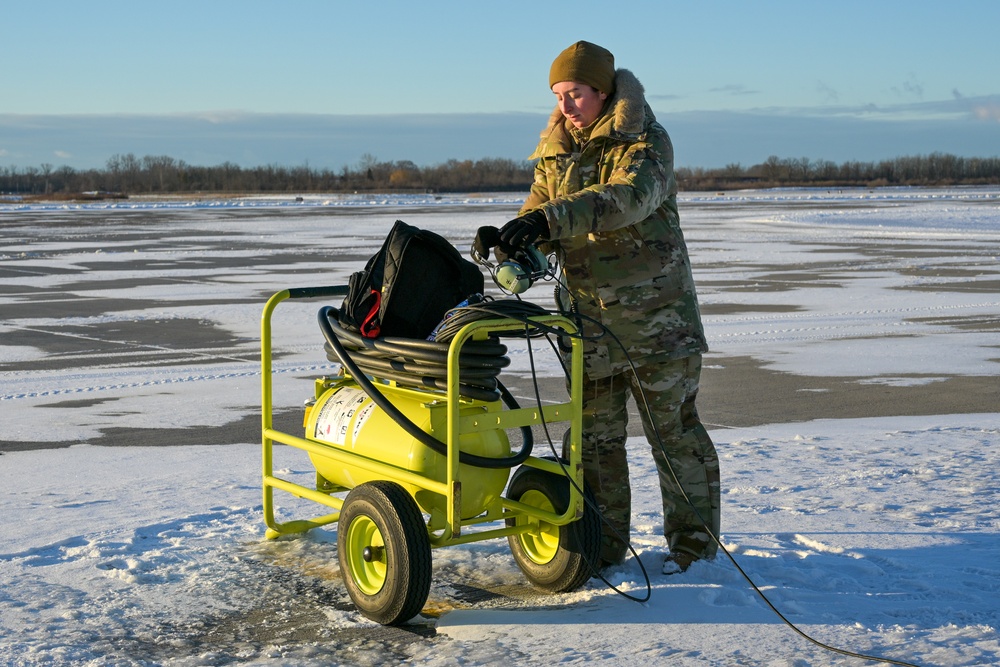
[521, 68, 707, 378]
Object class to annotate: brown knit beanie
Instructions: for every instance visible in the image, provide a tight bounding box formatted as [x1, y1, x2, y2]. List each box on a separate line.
[549, 41, 616, 95]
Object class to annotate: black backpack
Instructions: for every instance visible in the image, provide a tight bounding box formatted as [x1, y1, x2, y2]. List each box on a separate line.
[338, 220, 485, 339]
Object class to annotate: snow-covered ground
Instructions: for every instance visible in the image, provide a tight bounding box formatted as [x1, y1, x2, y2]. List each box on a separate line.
[1, 187, 998, 666]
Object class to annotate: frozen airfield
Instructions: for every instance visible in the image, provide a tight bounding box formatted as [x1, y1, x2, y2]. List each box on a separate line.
[1, 187, 999, 666]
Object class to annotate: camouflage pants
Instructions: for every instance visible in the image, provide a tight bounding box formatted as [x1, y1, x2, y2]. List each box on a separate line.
[570, 355, 720, 564]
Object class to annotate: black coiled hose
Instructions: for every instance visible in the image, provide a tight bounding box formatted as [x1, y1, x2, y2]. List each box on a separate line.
[321, 311, 509, 402]
[317, 305, 535, 469]
[429, 299, 552, 341]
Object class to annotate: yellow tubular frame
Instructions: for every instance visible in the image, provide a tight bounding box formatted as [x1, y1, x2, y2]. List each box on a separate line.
[261, 286, 585, 548]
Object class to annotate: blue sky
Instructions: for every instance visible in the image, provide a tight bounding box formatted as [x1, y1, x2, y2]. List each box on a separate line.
[2, 0, 998, 171]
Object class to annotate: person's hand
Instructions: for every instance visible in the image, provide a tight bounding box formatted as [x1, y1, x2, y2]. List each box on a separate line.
[473, 226, 501, 260]
[498, 210, 549, 252]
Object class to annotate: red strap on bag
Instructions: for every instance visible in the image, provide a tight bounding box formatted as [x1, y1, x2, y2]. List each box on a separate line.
[359, 288, 382, 338]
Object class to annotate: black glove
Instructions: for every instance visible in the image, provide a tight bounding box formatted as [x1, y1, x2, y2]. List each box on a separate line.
[473, 225, 502, 260]
[498, 210, 549, 252]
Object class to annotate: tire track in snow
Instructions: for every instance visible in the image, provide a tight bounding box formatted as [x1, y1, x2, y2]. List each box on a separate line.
[0, 362, 338, 401]
[705, 300, 1000, 345]
[706, 300, 1000, 327]
[2, 323, 256, 364]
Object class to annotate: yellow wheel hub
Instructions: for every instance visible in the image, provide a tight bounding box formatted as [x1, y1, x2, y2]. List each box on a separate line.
[345, 515, 386, 595]
[516, 489, 559, 564]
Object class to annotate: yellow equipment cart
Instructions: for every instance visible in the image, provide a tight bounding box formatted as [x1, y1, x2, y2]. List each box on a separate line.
[260, 285, 600, 625]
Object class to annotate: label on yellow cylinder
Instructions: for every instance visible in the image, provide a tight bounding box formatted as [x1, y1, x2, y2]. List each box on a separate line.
[306, 381, 512, 522]
[311, 387, 372, 446]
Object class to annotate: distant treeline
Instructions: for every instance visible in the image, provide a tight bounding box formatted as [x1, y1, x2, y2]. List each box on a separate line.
[2, 152, 998, 198]
[680, 153, 1000, 190]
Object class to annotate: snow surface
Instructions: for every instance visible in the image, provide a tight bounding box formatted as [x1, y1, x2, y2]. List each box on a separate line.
[1, 187, 999, 666]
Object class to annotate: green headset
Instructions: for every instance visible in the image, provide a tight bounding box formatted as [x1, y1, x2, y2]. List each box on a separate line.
[470, 229, 553, 295]
[492, 245, 550, 294]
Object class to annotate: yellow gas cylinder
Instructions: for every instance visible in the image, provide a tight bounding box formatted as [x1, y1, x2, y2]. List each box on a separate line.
[304, 380, 510, 527]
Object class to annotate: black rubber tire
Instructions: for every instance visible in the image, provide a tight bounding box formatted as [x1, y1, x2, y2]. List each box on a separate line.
[337, 481, 432, 625]
[505, 462, 601, 592]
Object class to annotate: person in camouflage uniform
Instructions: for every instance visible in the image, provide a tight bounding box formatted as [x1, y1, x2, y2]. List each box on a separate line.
[475, 41, 720, 573]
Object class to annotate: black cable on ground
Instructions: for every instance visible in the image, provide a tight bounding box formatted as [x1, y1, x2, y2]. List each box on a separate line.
[581, 312, 925, 667]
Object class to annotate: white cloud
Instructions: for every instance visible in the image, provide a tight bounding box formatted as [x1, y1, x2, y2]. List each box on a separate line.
[648, 93, 683, 102]
[709, 84, 759, 96]
[973, 103, 1000, 122]
[182, 110, 251, 124]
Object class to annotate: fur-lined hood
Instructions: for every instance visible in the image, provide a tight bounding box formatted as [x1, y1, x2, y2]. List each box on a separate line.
[530, 68, 652, 158]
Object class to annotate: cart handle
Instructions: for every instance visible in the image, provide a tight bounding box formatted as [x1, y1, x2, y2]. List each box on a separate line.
[286, 285, 349, 300]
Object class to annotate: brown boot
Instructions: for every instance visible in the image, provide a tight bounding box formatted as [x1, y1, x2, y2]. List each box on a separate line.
[661, 551, 698, 575]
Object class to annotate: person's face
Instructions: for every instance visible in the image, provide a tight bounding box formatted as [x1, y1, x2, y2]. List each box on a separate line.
[551, 81, 607, 129]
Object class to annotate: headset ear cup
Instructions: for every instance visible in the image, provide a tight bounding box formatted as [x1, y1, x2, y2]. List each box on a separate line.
[492, 246, 547, 294]
[495, 261, 531, 293]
